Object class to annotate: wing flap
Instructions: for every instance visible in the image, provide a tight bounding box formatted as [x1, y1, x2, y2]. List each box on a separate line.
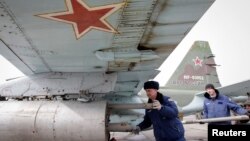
[0, 40, 33, 75]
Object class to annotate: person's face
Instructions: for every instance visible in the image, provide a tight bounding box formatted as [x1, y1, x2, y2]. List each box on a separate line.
[206, 88, 216, 98]
[245, 105, 250, 111]
[145, 89, 157, 100]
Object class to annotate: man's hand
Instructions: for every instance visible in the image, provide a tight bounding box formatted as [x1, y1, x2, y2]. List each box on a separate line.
[153, 100, 162, 110]
[131, 126, 140, 135]
[246, 112, 250, 119]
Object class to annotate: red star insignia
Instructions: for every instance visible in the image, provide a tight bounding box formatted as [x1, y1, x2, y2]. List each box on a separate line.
[192, 56, 203, 66]
[37, 0, 123, 39]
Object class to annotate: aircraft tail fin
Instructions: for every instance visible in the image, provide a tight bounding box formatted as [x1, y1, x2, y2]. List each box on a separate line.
[162, 41, 221, 91]
[143, 41, 222, 107]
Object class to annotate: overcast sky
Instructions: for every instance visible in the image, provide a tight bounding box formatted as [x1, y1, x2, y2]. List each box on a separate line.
[1, 0, 250, 86]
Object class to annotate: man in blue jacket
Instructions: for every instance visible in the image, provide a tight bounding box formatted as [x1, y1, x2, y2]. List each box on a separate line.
[132, 80, 186, 141]
[203, 83, 248, 125]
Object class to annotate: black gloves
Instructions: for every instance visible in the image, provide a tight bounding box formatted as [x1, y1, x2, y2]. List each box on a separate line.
[199, 121, 205, 124]
[131, 126, 141, 134]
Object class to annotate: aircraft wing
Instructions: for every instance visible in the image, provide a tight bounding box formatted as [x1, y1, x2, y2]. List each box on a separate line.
[0, 0, 215, 95]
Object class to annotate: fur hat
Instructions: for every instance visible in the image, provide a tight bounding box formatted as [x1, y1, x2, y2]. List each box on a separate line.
[205, 83, 215, 90]
[144, 81, 159, 90]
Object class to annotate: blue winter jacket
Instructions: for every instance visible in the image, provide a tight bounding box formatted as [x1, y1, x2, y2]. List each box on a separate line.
[203, 89, 247, 125]
[138, 92, 185, 141]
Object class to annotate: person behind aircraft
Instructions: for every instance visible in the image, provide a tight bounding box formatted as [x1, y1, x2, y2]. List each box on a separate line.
[244, 100, 250, 111]
[203, 83, 248, 125]
[132, 80, 186, 141]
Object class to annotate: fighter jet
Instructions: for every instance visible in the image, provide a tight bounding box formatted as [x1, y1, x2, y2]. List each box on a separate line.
[1, 0, 241, 141]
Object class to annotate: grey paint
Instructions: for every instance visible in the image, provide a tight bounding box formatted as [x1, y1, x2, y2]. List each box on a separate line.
[0, 101, 108, 141]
